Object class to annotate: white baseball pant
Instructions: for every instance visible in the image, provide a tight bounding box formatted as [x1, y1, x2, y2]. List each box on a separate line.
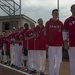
[10, 44, 15, 65]
[28, 50, 36, 70]
[35, 50, 46, 72]
[0, 50, 2, 61]
[14, 44, 22, 67]
[68, 47, 75, 75]
[48, 46, 62, 75]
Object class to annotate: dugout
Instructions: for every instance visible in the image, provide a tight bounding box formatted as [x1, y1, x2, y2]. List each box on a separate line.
[0, 14, 36, 34]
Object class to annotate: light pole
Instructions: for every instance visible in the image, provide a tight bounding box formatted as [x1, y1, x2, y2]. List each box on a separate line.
[57, 0, 59, 20]
[20, 0, 21, 26]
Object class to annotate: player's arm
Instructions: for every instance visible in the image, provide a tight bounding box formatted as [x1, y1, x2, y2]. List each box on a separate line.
[45, 22, 49, 48]
[63, 30, 69, 50]
[25, 36, 34, 40]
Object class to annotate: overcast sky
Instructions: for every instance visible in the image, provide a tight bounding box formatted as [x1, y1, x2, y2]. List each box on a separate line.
[0, 0, 75, 24]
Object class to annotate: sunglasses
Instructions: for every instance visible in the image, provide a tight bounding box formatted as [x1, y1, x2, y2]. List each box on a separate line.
[54, 13, 58, 14]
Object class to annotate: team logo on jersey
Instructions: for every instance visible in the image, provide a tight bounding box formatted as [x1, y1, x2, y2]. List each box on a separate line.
[69, 20, 75, 26]
[49, 25, 61, 29]
[58, 29, 61, 32]
[19, 35, 22, 39]
[29, 33, 34, 36]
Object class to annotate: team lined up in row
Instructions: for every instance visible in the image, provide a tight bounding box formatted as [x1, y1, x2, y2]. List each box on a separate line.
[0, 4, 75, 75]
[0, 19, 47, 74]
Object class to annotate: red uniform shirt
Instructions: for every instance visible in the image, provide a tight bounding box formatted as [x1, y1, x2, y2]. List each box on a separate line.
[34, 25, 47, 50]
[21, 29, 27, 49]
[15, 32, 22, 45]
[9, 33, 17, 44]
[0, 37, 3, 50]
[45, 19, 63, 46]
[5, 36, 10, 50]
[64, 16, 75, 46]
[25, 30, 35, 50]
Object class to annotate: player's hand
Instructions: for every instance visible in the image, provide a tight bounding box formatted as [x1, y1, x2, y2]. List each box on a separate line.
[46, 44, 49, 48]
[64, 43, 69, 51]
[34, 34, 38, 38]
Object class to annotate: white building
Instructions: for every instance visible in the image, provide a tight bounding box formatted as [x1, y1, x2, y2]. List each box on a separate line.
[0, 14, 36, 34]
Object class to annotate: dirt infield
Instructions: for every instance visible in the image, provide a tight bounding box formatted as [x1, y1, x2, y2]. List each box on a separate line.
[0, 65, 27, 75]
[0, 59, 70, 75]
[45, 59, 70, 75]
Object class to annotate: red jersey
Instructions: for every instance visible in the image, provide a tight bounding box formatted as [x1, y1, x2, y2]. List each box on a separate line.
[64, 16, 75, 46]
[5, 36, 10, 50]
[15, 32, 22, 45]
[0, 37, 3, 50]
[9, 33, 17, 44]
[45, 19, 63, 46]
[21, 29, 27, 49]
[34, 25, 47, 50]
[25, 30, 35, 50]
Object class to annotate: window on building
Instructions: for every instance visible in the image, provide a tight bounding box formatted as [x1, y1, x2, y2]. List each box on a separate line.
[2, 21, 18, 31]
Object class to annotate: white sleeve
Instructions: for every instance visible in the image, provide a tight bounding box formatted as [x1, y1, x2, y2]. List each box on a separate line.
[63, 30, 69, 40]
[11, 38, 15, 41]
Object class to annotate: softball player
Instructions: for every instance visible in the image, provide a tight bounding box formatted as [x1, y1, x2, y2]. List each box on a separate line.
[2, 31, 7, 64]
[9, 28, 16, 67]
[34, 18, 47, 74]
[0, 35, 3, 63]
[5, 30, 11, 65]
[20, 23, 29, 70]
[63, 4, 75, 75]
[25, 23, 36, 73]
[45, 9, 63, 75]
[14, 26, 21, 69]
